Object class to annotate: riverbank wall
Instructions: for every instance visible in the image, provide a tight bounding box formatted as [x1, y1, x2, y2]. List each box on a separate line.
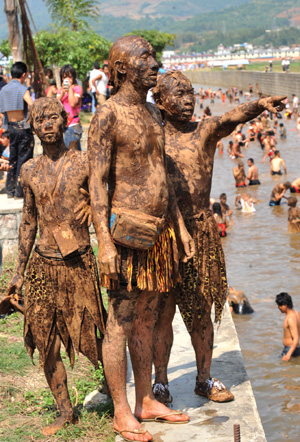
[185, 70, 300, 98]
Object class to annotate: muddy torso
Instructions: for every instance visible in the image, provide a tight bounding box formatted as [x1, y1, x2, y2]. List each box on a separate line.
[107, 99, 169, 218]
[165, 121, 216, 218]
[23, 150, 90, 251]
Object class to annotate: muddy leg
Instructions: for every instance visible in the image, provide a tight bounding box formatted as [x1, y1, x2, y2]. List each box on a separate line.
[42, 333, 76, 436]
[103, 290, 152, 442]
[191, 312, 213, 383]
[153, 291, 176, 385]
[130, 291, 189, 423]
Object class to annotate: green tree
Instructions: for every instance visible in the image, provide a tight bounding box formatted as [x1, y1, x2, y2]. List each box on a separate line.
[126, 29, 175, 60]
[0, 39, 11, 58]
[43, 0, 100, 31]
[34, 28, 111, 79]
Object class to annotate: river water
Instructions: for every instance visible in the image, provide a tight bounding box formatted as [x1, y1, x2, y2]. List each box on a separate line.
[193, 85, 300, 441]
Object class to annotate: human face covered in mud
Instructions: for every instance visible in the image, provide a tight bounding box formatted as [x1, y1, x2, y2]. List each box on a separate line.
[30, 98, 67, 145]
[154, 72, 196, 122]
[110, 36, 159, 92]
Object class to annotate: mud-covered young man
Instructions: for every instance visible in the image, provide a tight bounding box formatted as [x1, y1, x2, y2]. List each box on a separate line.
[151, 71, 286, 404]
[88, 36, 194, 442]
[5, 97, 107, 436]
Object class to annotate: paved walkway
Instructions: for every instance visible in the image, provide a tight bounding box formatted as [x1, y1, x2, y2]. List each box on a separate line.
[116, 305, 266, 442]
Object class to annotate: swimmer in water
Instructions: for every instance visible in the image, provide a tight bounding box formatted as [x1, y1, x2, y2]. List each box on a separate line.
[270, 150, 287, 176]
[276, 293, 300, 361]
[290, 177, 300, 193]
[233, 161, 247, 187]
[269, 182, 291, 206]
[235, 193, 258, 213]
[246, 158, 260, 185]
[287, 196, 300, 233]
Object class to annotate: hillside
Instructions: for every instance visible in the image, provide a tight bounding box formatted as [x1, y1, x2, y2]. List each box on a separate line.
[0, 0, 299, 51]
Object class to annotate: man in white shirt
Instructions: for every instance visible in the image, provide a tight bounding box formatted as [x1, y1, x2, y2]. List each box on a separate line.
[92, 64, 108, 107]
[292, 94, 299, 115]
[89, 61, 101, 114]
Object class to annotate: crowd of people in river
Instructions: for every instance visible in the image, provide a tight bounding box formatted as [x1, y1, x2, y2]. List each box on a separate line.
[0, 38, 299, 442]
[190, 86, 300, 237]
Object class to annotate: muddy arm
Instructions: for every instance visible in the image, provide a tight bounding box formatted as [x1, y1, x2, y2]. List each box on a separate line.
[6, 165, 37, 296]
[208, 96, 286, 144]
[88, 107, 119, 279]
[167, 179, 195, 262]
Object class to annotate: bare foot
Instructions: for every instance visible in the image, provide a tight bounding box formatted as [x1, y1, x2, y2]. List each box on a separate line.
[114, 413, 152, 442]
[41, 413, 77, 436]
[135, 399, 189, 423]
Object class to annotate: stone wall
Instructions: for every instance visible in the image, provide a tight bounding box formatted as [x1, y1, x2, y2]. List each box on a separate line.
[185, 70, 300, 99]
[0, 209, 22, 257]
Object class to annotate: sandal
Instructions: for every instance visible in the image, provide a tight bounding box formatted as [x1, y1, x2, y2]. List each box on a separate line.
[139, 410, 189, 424]
[195, 377, 234, 402]
[114, 428, 152, 442]
[152, 383, 173, 406]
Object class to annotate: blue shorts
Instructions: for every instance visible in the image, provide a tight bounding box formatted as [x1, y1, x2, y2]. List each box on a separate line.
[281, 346, 300, 357]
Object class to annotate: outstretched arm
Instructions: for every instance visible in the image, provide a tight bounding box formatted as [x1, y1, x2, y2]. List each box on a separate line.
[6, 165, 37, 296]
[209, 96, 286, 144]
[88, 107, 119, 279]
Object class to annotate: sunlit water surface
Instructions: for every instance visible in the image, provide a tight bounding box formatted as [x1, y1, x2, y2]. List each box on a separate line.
[193, 84, 300, 442]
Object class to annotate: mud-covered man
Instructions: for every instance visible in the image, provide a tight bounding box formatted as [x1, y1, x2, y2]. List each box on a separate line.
[5, 98, 106, 436]
[151, 71, 286, 404]
[88, 37, 193, 442]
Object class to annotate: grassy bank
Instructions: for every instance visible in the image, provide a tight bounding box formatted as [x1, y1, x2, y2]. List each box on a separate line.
[0, 255, 114, 442]
[209, 59, 300, 73]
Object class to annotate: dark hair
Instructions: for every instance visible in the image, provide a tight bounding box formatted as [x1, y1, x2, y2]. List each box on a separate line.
[212, 202, 222, 217]
[229, 141, 233, 146]
[94, 61, 100, 69]
[1, 130, 10, 140]
[276, 292, 293, 309]
[288, 196, 297, 207]
[60, 64, 77, 84]
[11, 61, 27, 79]
[284, 181, 291, 189]
[274, 150, 279, 156]
[220, 193, 226, 199]
[280, 123, 284, 127]
[248, 158, 254, 164]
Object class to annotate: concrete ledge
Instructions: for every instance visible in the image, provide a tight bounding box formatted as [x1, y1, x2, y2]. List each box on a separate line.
[116, 305, 266, 442]
[185, 70, 300, 98]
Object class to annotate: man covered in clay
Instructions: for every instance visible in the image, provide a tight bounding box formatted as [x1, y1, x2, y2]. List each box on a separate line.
[88, 36, 194, 442]
[151, 71, 285, 404]
[5, 97, 107, 436]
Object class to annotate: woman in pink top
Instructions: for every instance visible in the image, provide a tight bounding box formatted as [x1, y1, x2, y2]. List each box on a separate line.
[57, 64, 83, 150]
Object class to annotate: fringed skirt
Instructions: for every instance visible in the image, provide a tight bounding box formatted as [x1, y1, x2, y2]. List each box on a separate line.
[176, 209, 227, 333]
[100, 225, 179, 293]
[24, 246, 107, 368]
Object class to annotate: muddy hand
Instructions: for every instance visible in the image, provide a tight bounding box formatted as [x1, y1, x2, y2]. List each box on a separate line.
[182, 233, 195, 263]
[98, 240, 120, 280]
[0, 274, 25, 314]
[74, 188, 92, 227]
[259, 95, 287, 114]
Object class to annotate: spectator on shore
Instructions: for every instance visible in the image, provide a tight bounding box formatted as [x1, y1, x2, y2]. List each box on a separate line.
[0, 61, 34, 199]
[57, 64, 83, 150]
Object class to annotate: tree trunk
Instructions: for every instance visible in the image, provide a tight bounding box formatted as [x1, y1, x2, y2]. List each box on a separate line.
[4, 0, 23, 62]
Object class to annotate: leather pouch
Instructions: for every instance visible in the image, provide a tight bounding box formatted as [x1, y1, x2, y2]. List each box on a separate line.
[110, 207, 165, 250]
[52, 221, 79, 257]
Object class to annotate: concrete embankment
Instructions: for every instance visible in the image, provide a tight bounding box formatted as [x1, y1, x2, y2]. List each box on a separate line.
[185, 70, 300, 98]
[116, 306, 266, 442]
